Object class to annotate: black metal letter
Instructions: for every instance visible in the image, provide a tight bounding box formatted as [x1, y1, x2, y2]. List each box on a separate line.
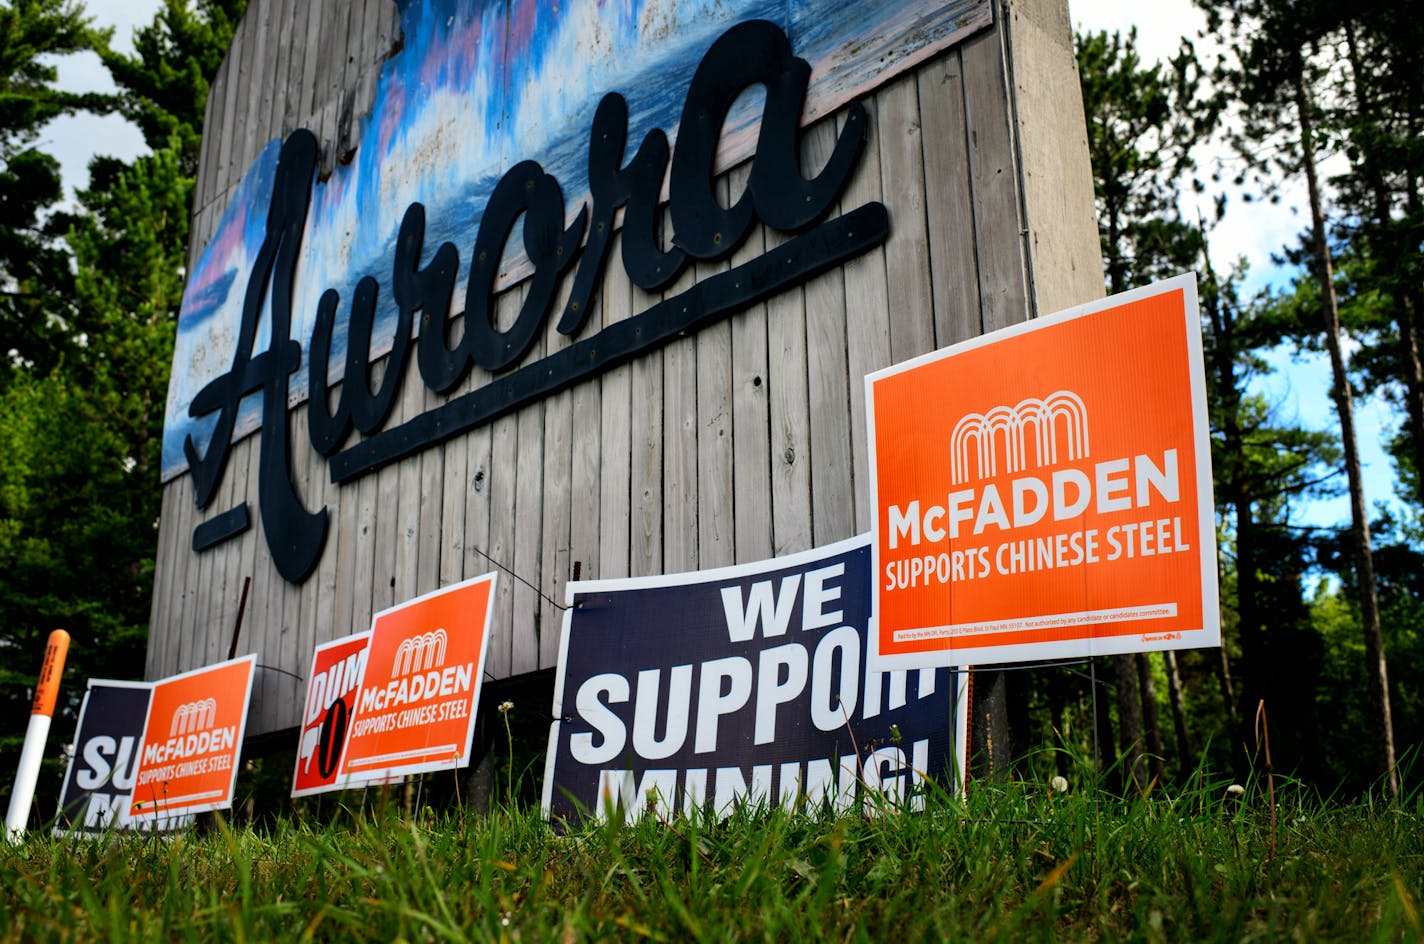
[307, 288, 352, 455]
[463, 160, 585, 373]
[559, 94, 684, 337]
[670, 20, 865, 258]
[185, 129, 328, 583]
[391, 204, 462, 394]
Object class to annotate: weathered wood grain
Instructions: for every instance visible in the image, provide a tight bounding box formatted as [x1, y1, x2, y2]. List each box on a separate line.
[538, 388, 572, 659]
[231, 0, 270, 178]
[918, 50, 983, 346]
[839, 99, 893, 535]
[262, 0, 292, 144]
[961, 25, 1030, 332]
[766, 240, 812, 558]
[292, 0, 327, 133]
[727, 162, 773, 565]
[1003, 0, 1104, 312]
[597, 232, 635, 581]
[155, 0, 1104, 740]
[485, 411, 518, 680]
[212, 18, 245, 207]
[512, 394, 545, 674]
[878, 71, 937, 364]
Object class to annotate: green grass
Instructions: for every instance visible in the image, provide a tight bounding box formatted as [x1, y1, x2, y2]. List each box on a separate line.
[2, 774, 1421, 942]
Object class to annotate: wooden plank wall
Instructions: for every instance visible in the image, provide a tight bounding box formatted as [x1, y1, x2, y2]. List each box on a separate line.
[148, 0, 1102, 736]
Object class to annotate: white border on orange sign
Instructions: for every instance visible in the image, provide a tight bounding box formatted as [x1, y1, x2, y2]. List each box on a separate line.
[864, 273, 1220, 670]
[337, 571, 498, 790]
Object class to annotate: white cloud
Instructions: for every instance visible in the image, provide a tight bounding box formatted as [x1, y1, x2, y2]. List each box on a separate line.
[1070, 0, 1303, 287]
[1071, 0, 1402, 530]
[40, 0, 165, 202]
[1070, 0, 1206, 66]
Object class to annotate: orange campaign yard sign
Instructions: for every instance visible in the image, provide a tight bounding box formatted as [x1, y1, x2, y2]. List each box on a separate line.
[338, 573, 497, 787]
[865, 274, 1219, 669]
[291, 632, 370, 797]
[127, 654, 255, 822]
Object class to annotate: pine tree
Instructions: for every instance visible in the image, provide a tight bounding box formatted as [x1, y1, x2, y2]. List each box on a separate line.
[62, 0, 247, 605]
[0, 0, 106, 376]
[0, 0, 116, 815]
[1331, 6, 1424, 513]
[1199, 0, 1400, 799]
[0, 0, 245, 820]
[1078, 25, 1348, 790]
[1077, 28, 1214, 788]
[96, 0, 244, 173]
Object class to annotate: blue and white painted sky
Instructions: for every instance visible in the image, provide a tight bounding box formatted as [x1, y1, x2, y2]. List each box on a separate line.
[155, 0, 989, 480]
[45, 0, 1407, 533]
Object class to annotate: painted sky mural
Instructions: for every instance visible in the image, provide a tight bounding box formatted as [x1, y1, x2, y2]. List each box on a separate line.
[163, 0, 991, 481]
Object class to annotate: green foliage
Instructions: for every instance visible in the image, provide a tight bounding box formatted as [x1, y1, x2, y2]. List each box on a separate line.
[0, 0, 243, 819]
[1197, 0, 1421, 800]
[0, 0, 109, 376]
[0, 372, 150, 786]
[68, 142, 191, 480]
[1, 776, 1420, 941]
[0, 0, 103, 131]
[1310, 524, 1424, 797]
[1076, 28, 1213, 294]
[1077, 26, 1356, 792]
[96, 0, 243, 172]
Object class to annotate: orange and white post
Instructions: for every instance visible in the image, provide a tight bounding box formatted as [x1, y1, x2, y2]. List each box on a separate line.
[5, 629, 70, 842]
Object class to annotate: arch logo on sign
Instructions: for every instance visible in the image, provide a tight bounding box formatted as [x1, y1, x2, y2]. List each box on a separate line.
[337, 573, 497, 787]
[865, 274, 1219, 669]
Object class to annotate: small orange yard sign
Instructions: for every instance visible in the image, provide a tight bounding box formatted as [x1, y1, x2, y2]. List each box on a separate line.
[127, 654, 255, 822]
[291, 632, 370, 798]
[865, 274, 1219, 669]
[339, 573, 497, 787]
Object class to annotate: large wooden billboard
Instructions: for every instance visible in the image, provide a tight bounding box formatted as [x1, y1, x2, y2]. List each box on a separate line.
[149, 0, 1103, 736]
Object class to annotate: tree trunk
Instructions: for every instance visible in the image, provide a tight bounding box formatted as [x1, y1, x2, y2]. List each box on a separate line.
[1216, 643, 1238, 731]
[1091, 658, 1118, 788]
[1164, 650, 1193, 771]
[1344, 22, 1424, 507]
[1045, 673, 1071, 779]
[1201, 249, 1256, 780]
[1293, 65, 1398, 802]
[1232, 489, 1268, 779]
[1136, 652, 1166, 785]
[1409, 88, 1424, 504]
[1114, 653, 1145, 791]
[1394, 296, 1424, 503]
[970, 670, 1012, 783]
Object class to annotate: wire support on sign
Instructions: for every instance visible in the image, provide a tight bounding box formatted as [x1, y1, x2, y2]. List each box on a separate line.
[257, 663, 307, 684]
[465, 543, 569, 613]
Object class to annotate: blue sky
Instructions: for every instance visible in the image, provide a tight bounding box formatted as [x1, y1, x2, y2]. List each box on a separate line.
[41, 0, 157, 202]
[1070, 0, 1407, 535]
